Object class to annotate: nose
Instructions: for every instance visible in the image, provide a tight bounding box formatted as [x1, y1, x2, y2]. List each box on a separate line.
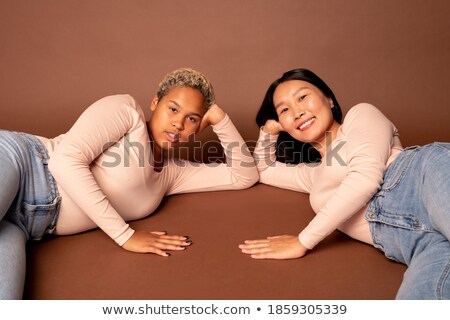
[293, 106, 305, 120]
[172, 115, 184, 131]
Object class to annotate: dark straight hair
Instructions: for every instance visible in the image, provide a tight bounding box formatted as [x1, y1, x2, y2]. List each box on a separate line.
[256, 68, 343, 164]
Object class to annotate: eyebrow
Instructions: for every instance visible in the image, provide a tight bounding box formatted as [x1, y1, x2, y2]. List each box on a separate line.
[168, 100, 203, 118]
[274, 86, 309, 110]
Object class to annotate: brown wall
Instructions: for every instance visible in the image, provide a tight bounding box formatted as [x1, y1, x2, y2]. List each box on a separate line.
[1, 0, 449, 147]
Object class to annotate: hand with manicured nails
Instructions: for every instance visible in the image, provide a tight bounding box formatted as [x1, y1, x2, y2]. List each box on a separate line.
[198, 104, 227, 133]
[239, 235, 309, 259]
[262, 119, 284, 136]
[122, 230, 191, 256]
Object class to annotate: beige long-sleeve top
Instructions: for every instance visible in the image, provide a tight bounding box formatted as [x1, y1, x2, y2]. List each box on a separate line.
[253, 103, 403, 249]
[38, 94, 258, 246]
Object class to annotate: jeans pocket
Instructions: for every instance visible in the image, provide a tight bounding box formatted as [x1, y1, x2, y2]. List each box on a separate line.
[381, 147, 419, 191]
[22, 196, 61, 241]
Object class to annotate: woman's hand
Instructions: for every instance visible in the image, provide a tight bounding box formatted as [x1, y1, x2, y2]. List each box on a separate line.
[122, 231, 192, 256]
[262, 119, 284, 135]
[239, 235, 309, 259]
[198, 104, 226, 133]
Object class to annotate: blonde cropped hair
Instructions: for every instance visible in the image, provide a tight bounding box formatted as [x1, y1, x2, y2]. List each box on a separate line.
[156, 68, 215, 107]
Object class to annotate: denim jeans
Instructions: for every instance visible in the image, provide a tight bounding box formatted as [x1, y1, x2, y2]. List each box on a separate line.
[0, 130, 60, 299]
[366, 143, 450, 299]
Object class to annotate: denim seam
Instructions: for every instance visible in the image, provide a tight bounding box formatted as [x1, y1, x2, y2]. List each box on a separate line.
[367, 204, 435, 233]
[370, 217, 434, 233]
[382, 148, 419, 192]
[433, 143, 450, 156]
[24, 133, 60, 201]
[3, 132, 61, 240]
[437, 259, 450, 300]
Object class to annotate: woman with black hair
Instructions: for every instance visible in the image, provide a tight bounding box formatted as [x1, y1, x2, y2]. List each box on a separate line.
[239, 68, 450, 299]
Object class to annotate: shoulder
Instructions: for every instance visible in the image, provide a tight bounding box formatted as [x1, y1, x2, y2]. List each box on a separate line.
[345, 103, 383, 120]
[96, 94, 142, 112]
[341, 103, 392, 131]
[338, 103, 396, 141]
[87, 94, 145, 122]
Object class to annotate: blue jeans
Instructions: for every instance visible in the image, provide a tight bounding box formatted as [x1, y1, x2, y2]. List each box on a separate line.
[366, 143, 450, 299]
[0, 130, 60, 299]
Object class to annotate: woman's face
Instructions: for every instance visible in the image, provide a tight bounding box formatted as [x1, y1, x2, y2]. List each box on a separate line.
[149, 86, 206, 153]
[273, 80, 338, 150]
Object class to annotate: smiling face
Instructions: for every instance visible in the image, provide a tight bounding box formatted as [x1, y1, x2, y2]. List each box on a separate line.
[149, 86, 206, 155]
[273, 80, 340, 153]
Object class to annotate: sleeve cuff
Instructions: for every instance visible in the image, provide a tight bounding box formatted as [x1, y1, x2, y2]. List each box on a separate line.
[258, 127, 279, 142]
[116, 227, 135, 247]
[298, 231, 315, 250]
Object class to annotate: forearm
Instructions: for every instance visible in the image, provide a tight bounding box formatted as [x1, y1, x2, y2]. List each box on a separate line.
[50, 158, 134, 245]
[253, 128, 278, 173]
[48, 95, 146, 245]
[212, 115, 258, 188]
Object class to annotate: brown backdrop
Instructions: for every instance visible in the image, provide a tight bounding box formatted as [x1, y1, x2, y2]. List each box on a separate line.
[1, 0, 449, 147]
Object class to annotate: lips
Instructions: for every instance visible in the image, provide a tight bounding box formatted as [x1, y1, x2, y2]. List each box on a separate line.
[165, 131, 180, 143]
[297, 117, 315, 131]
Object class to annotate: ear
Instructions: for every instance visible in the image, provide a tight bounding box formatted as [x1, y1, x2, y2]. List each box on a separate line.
[150, 96, 158, 111]
[328, 98, 334, 108]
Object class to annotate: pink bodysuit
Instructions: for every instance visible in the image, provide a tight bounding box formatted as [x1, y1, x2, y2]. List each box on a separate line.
[38, 94, 258, 245]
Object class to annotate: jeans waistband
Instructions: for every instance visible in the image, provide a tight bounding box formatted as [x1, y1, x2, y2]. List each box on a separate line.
[2, 130, 61, 240]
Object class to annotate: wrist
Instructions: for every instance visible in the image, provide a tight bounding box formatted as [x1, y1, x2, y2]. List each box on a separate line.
[209, 110, 226, 126]
[210, 113, 229, 129]
[261, 125, 279, 136]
